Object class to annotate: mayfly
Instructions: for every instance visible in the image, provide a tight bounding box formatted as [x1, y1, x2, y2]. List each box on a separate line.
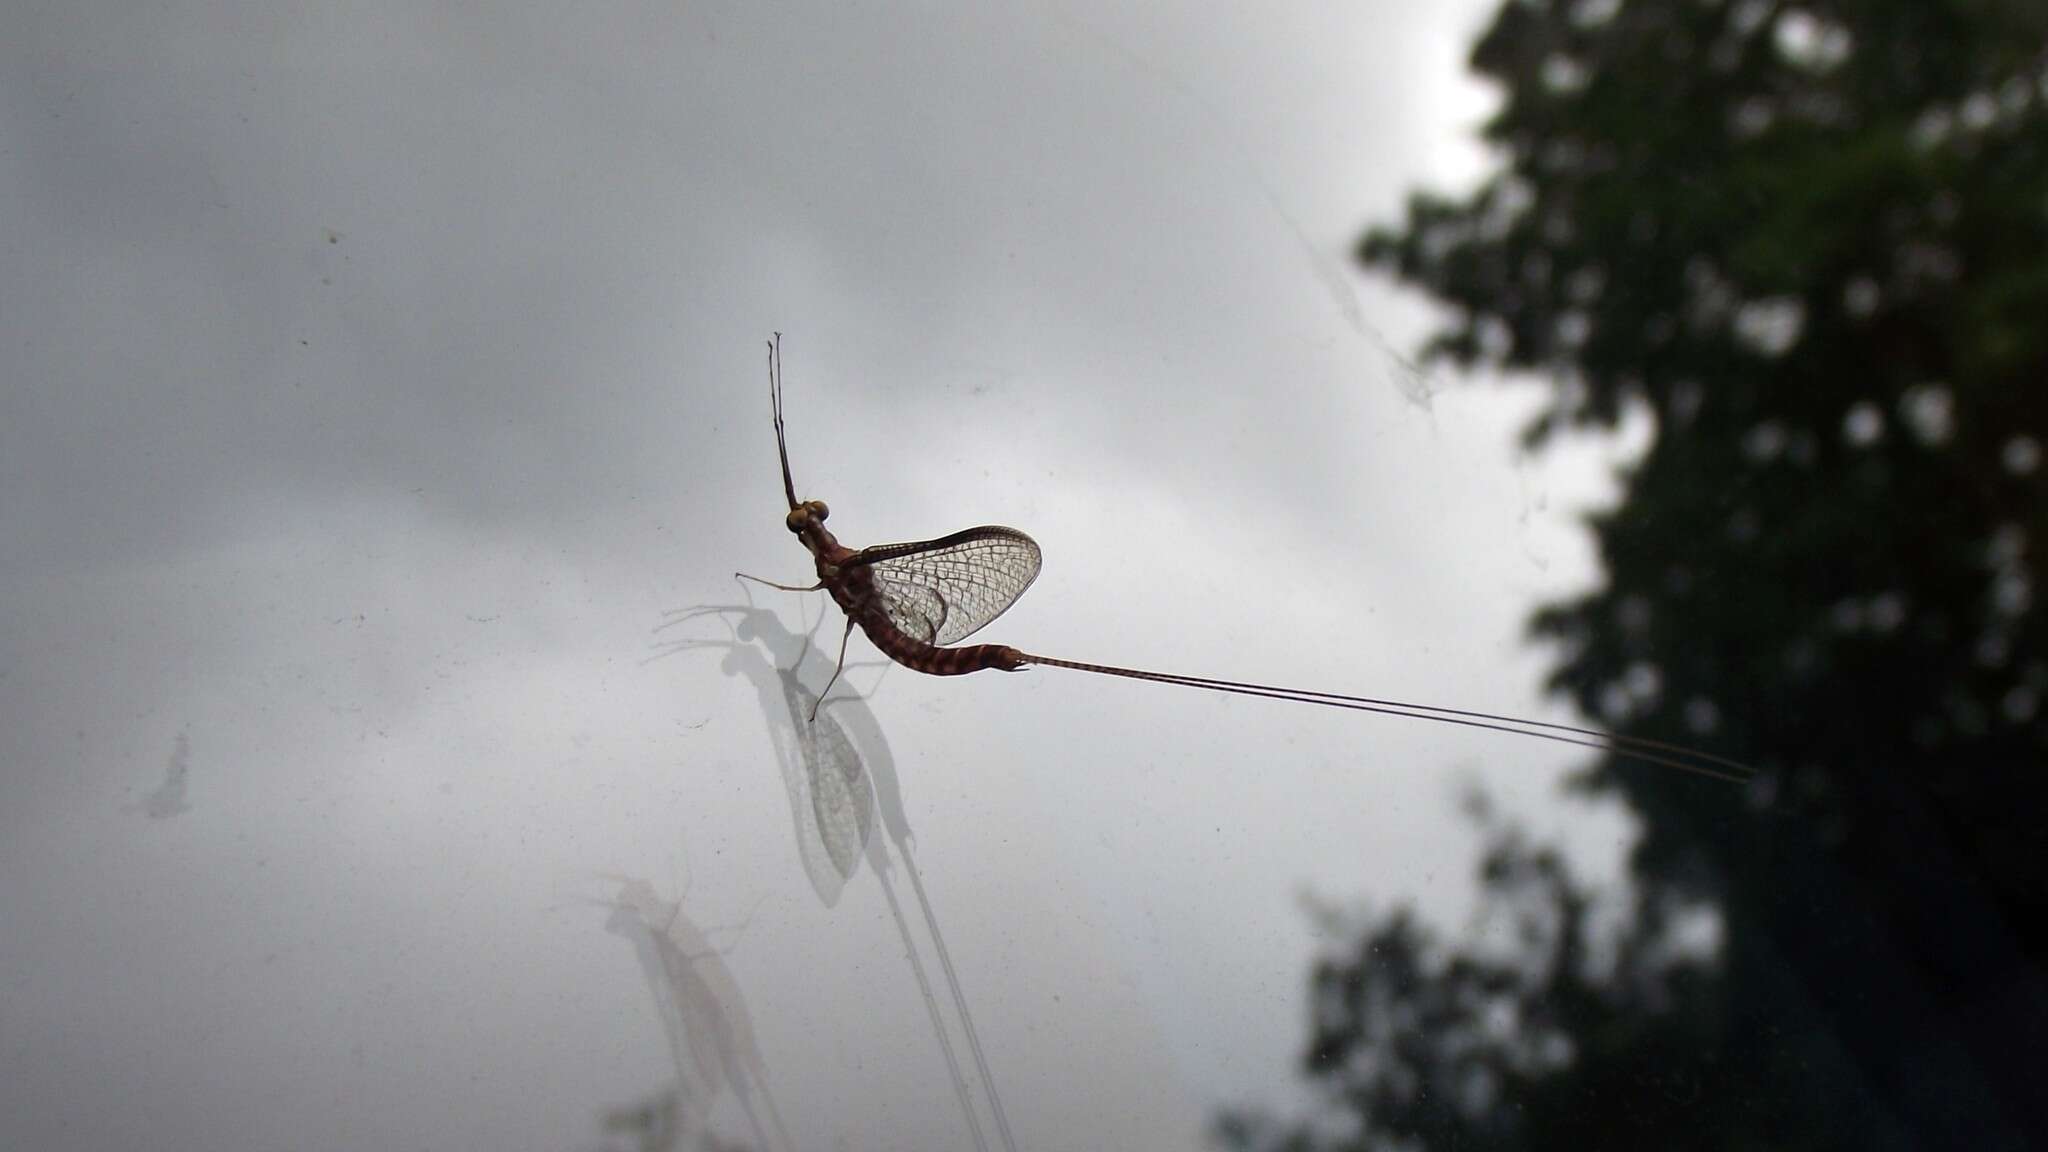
[738, 335, 1753, 785]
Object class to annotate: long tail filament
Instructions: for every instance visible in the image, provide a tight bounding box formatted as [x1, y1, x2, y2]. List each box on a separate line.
[1017, 653, 1753, 785]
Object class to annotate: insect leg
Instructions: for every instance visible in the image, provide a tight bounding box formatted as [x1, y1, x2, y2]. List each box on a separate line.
[734, 572, 825, 593]
[809, 616, 857, 722]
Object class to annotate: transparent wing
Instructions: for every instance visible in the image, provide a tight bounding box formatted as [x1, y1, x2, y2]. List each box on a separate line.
[854, 526, 1042, 646]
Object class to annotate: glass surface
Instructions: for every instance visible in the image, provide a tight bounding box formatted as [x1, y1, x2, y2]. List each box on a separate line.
[5, 3, 2042, 1150]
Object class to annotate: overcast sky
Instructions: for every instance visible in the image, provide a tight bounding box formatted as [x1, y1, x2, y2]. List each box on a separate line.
[1, 3, 1666, 1149]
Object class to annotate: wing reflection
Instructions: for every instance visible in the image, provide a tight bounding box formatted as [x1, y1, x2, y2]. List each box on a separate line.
[658, 601, 1020, 1151]
[656, 605, 878, 905]
[590, 874, 792, 1152]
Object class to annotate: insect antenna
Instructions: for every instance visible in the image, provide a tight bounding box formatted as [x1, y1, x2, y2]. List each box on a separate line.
[770, 332, 799, 511]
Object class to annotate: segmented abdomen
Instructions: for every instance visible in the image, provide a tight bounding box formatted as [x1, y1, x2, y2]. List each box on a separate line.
[857, 611, 1025, 676]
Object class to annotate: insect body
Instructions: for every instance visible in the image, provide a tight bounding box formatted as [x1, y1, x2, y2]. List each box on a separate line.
[740, 337, 1041, 714]
[741, 335, 1753, 784]
[791, 511, 1036, 679]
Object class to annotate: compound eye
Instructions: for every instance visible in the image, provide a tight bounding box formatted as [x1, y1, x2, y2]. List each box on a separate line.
[808, 500, 829, 521]
[785, 508, 807, 532]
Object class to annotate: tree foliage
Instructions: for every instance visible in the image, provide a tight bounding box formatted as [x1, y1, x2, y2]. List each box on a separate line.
[1221, 805, 1796, 1151]
[1227, 1, 2048, 1147]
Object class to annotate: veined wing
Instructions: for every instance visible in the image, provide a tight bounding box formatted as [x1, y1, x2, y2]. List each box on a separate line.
[854, 526, 1042, 646]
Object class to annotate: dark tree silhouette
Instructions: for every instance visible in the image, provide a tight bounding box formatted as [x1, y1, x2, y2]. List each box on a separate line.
[1226, 2, 2048, 1148]
[1221, 802, 1789, 1152]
